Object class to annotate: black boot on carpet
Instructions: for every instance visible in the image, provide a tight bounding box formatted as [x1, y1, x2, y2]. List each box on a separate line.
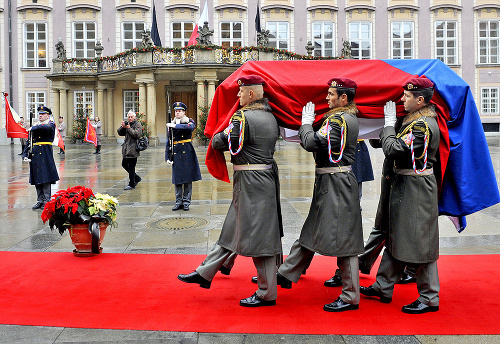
[177, 272, 211, 289]
[239, 293, 276, 307]
[360, 285, 392, 303]
[324, 275, 342, 287]
[219, 266, 231, 275]
[397, 271, 416, 284]
[277, 272, 292, 289]
[323, 297, 359, 312]
[402, 300, 439, 314]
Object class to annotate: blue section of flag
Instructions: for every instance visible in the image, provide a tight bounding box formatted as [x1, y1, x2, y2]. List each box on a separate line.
[383, 59, 500, 218]
[151, 2, 162, 47]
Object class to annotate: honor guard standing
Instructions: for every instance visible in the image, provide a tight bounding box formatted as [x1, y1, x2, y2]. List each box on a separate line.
[360, 78, 441, 314]
[178, 75, 283, 307]
[165, 102, 202, 211]
[23, 106, 60, 209]
[277, 77, 364, 312]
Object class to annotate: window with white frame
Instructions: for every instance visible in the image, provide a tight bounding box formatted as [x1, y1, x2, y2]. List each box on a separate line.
[74, 91, 94, 118]
[391, 21, 414, 59]
[313, 21, 335, 57]
[73, 22, 96, 58]
[349, 21, 372, 59]
[481, 87, 499, 114]
[123, 22, 145, 51]
[267, 21, 289, 50]
[172, 22, 194, 47]
[26, 92, 46, 119]
[479, 20, 500, 64]
[123, 90, 139, 118]
[435, 21, 457, 65]
[24, 22, 47, 68]
[220, 22, 243, 48]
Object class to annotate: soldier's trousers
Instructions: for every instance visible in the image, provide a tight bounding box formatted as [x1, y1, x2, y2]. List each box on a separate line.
[372, 249, 440, 306]
[174, 182, 192, 205]
[35, 183, 51, 203]
[279, 240, 360, 305]
[196, 243, 278, 301]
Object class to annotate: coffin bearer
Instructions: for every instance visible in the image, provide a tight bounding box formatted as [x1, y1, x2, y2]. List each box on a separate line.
[165, 102, 202, 211]
[360, 78, 441, 314]
[277, 77, 363, 312]
[23, 106, 60, 209]
[178, 75, 283, 307]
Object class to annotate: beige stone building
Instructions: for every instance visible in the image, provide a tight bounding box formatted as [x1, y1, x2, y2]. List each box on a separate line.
[1, 0, 499, 145]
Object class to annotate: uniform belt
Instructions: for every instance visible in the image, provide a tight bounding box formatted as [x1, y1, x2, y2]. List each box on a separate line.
[33, 142, 53, 145]
[394, 167, 434, 176]
[173, 139, 192, 145]
[233, 164, 272, 171]
[316, 166, 352, 174]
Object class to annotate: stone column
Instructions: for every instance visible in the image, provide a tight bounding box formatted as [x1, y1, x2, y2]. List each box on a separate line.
[52, 90, 60, 118]
[207, 80, 216, 107]
[138, 83, 147, 116]
[196, 80, 205, 124]
[61, 89, 69, 136]
[146, 82, 157, 138]
[106, 88, 114, 137]
[97, 88, 105, 121]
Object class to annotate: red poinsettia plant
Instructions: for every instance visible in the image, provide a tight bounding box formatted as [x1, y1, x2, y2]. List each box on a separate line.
[42, 185, 118, 235]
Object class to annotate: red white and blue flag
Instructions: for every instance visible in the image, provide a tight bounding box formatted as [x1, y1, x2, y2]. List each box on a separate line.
[187, 0, 208, 46]
[204, 59, 500, 229]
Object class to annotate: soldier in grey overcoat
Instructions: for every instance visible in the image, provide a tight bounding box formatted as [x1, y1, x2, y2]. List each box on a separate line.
[178, 75, 283, 307]
[360, 78, 441, 314]
[277, 77, 364, 312]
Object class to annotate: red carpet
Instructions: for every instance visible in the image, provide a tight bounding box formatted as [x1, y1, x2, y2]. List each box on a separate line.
[0, 252, 498, 335]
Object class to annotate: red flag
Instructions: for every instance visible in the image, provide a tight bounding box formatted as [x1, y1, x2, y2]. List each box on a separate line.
[53, 126, 65, 151]
[187, 1, 208, 46]
[84, 117, 97, 147]
[4, 93, 28, 139]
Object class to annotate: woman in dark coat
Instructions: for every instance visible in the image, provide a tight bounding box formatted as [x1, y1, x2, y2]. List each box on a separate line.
[166, 102, 201, 211]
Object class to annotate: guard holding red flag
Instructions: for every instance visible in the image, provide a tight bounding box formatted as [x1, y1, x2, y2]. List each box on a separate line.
[277, 77, 363, 312]
[23, 106, 59, 209]
[360, 78, 441, 314]
[178, 75, 283, 307]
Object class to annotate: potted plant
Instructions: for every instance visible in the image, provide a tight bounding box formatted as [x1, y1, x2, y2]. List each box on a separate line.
[41, 186, 118, 256]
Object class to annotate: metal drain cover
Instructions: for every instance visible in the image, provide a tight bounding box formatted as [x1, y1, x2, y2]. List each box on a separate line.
[146, 217, 209, 230]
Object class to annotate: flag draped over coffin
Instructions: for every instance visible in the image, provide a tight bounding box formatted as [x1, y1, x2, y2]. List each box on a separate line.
[204, 59, 500, 222]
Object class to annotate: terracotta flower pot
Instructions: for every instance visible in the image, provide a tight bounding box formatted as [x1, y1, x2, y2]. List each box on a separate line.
[69, 223, 108, 256]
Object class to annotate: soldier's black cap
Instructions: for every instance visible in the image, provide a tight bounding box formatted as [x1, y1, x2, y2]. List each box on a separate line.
[37, 106, 52, 114]
[173, 102, 187, 111]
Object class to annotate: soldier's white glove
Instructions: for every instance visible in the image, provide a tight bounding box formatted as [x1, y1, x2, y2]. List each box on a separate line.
[166, 160, 173, 165]
[23, 157, 31, 162]
[384, 101, 397, 128]
[301, 102, 316, 126]
[166, 123, 176, 128]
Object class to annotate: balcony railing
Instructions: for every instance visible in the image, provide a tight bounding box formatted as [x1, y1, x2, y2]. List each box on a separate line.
[55, 46, 338, 75]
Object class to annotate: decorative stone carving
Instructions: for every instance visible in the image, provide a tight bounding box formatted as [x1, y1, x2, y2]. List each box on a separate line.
[197, 22, 213, 46]
[141, 29, 155, 49]
[257, 30, 270, 47]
